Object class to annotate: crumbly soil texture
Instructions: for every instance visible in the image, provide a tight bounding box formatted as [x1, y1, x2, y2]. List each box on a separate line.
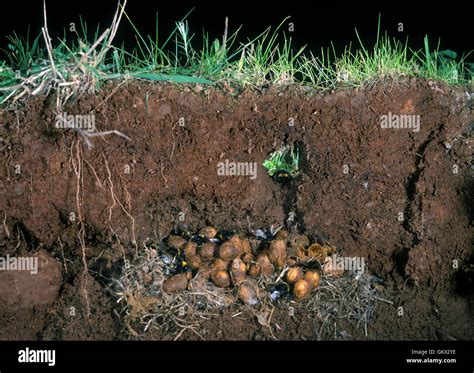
[0, 78, 473, 340]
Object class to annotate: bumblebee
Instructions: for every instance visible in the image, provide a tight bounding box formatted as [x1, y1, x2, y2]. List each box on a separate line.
[255, 225, 283, 241]
[216, 229, 235, 241]
[149, 240, 188, 276]
[273, 169, 292, 181]
[267, 281, 291, 302]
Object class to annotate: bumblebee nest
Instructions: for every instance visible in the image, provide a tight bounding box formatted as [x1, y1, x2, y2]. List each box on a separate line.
[108, 229, 383, 340]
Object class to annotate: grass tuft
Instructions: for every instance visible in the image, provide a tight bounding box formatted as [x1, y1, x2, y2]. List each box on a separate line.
[263, 144, 300, 178]
[0, 3, 472, 108]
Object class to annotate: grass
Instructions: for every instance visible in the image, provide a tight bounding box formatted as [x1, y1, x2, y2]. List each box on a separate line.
[263, 144, 300, 178]
[0, 1, 472, 108]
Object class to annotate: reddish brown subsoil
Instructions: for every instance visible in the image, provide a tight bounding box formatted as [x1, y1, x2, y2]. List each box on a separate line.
[0, 78, 472, 340]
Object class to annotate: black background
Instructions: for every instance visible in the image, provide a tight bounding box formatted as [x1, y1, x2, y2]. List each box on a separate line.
[0, 1, 472, 61]
[1, 340, 473, 371]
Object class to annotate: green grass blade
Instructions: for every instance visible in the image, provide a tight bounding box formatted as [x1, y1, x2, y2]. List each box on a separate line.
[132, 72, 213, 84]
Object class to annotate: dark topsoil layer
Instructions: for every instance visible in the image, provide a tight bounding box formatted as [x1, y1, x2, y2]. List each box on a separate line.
[0, 78, 472, 340]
